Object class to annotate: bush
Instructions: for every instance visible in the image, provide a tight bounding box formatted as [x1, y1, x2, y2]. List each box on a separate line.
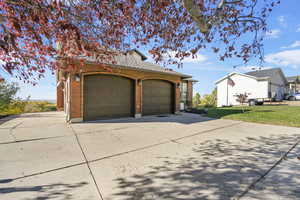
[193, 93, 201, 107]
[0, 100, 27, 115]
[24, 101, 57, 113]
[0, 81, 57, 116]
[45, 104, 57, 111]
[0, 82, 19, 111]
[201, 89, 217, 107]
[1, 100, 57, 116]
[193, 89, 217, 109]
[10, 101, 27, 113]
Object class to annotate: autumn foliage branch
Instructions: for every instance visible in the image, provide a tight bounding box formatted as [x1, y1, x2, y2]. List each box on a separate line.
[0, 0, 280, 83]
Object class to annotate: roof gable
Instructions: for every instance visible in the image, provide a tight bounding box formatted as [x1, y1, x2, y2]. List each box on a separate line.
[245, 68, 287, 84]
[59, 50, 192, 78]
[127, 49, 147, 61]
[215, 72, 268, 84]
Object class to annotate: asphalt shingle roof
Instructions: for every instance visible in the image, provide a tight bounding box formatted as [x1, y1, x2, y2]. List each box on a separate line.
[286, 75, 300, 83]
[72, 50, 191, 78]
[245, 68, 281, 78]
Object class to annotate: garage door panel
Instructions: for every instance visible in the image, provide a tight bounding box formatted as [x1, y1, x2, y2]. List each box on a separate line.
[84, 75, 134, 121]
[142, 80, 173, 115]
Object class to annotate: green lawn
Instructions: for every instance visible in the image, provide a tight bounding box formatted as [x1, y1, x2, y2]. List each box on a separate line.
[205, 105, 300, 128]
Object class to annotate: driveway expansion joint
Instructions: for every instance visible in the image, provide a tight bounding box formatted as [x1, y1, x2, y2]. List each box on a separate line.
[70, 126, 104, 200]
[7, 161, 87, 182]
[0, 135, 69, 145]
[11, 122, 23, 129]
[8, 129, 17, 142]
[236, 137, 300, 200]
[6, 122, 23, 143]
[169, 139, 182, 144]
[172, 121, 243, 142]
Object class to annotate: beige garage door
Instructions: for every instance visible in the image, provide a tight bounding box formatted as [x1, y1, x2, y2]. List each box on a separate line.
[84, 74, 134, 121]
[142, 79, 174, 115]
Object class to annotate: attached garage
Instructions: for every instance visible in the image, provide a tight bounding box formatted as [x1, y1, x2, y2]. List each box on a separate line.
[56, 49, 196, 122]
[142, 79, 174, 115]
[83, 74, 134, 121]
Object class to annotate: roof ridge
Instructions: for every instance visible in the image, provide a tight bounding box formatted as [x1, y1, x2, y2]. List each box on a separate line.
[245, 67, 280, 73]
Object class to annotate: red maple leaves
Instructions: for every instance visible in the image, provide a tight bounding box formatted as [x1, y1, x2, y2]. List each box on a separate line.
[0, 0, 280, 83]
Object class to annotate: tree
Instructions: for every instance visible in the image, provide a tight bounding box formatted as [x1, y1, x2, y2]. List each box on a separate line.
[0, 0, 280, 83]
[0, 81, 19, 110]
[193, 92, 201, 107]
[201, 88, 217, 107]
[234, 92, 249, 112]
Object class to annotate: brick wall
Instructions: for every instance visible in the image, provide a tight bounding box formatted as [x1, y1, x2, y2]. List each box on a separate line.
[70, 73, 82, 119]
[56, 83, 64, 111]
[135, 79, 142, 114]
[61, 61, 184, 121]
[175, 86, 181, 111]
[187, 81, 193, 108]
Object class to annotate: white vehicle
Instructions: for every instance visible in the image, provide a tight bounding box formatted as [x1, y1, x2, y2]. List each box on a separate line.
[287, 93, 300, 101]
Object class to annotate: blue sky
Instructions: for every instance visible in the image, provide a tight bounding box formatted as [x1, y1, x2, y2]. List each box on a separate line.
[4, 0, 300, 100]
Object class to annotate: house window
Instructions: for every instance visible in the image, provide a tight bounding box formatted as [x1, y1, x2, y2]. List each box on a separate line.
[180, 82, 188, 103]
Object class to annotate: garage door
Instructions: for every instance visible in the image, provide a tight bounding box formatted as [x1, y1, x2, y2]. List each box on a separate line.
[84, 74, 134, 121]
[142, 80, 174, 115]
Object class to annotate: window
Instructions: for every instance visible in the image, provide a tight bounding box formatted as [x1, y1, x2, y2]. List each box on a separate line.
[180, 82, 188, 103]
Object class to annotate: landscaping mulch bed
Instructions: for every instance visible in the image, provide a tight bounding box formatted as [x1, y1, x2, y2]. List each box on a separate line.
[185, 108, 208, 115]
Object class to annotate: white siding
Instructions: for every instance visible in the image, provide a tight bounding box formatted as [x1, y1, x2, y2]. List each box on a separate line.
[268, 72, 286, 100]
[270, 71, 286, 86]
[217, 74, 269, 107]
[65, 75, 71, 121]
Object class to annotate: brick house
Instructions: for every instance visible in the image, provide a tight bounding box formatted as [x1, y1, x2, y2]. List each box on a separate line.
[56, 50, 197, 122]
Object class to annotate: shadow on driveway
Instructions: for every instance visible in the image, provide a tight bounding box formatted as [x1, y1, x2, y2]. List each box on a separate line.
[0, 115, 18, 126]
[111, 134, 300, 200]
[83, 113, 215, 125]
[0, 182, 88, 200]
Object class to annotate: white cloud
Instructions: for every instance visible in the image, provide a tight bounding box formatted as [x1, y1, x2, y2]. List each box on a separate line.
[183, 54, 207, 63]
[167, 51, 208, 63]
[288, 41, 300, 48]
[277, 16, 287, 27]
[296, 26, 300, 32]
[265, 29, 281, 39]
[265, 49, 300, 68]
[182, 65, 233, 72]
[281, 41, 300, 49]
[236, 66, 272, 72]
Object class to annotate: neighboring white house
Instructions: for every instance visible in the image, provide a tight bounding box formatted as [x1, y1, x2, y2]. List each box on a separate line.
[286, 75, 300, 94]
[215, 68, 287, 107]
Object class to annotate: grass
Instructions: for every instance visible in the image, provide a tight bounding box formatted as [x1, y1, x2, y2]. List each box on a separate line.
[0, 101, 56, 117]
[204, 105, 300, 128]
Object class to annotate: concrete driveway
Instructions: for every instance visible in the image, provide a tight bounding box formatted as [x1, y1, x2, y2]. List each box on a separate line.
[0, 112, 299, 200]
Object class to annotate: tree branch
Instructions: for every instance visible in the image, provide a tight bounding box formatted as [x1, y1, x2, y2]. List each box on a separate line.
[182, 0, 211, 34]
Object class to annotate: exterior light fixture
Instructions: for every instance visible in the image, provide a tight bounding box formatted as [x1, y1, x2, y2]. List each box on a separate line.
[74, 74, 81, 82]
